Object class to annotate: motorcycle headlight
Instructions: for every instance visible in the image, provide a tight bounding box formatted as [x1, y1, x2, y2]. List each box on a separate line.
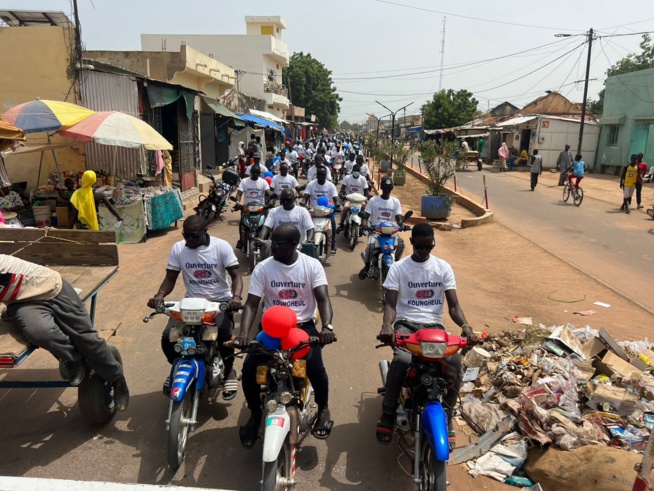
[181, 309, 205, 325]
[280, 392, 293, 405]
[419, 342, 447, 358]
[266, 399, 278, 412]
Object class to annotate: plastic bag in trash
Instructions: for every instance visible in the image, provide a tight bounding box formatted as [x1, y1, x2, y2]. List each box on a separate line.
[467, 451, 517, 481]
[491, 431, 528, 467]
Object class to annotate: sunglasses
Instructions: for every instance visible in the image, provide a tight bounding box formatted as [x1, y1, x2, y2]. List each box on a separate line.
[413, 243, 435, 251]
[272, 239, 296, 248]
[183, 232, 203, 239]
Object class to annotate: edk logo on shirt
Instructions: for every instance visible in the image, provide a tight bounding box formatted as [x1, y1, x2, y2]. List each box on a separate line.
[278, 289, 298, 299]
[415, 289, 435, 299]
[193, 270, 212, 279]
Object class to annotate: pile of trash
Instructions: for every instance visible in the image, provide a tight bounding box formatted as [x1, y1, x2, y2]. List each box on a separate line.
[451, 322, 653, 487]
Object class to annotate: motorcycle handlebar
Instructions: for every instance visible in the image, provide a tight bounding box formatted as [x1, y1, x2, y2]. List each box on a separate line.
[225, 335, 337, 351]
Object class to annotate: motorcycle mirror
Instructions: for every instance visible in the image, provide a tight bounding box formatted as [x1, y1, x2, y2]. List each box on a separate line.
[403, 210, 413, 221]
[358, 211, 370, 220]
[269, 193, 278, 200]
[229, 196, 237, 202]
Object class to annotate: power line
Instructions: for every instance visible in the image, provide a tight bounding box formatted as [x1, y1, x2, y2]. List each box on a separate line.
[376, 0, 586, 32]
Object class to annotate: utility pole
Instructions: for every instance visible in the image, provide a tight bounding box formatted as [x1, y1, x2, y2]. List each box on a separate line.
[438, 16, 447, 92]
[72, 0, 83, 102]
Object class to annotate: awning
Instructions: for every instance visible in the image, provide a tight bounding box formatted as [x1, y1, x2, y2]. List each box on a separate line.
[633, 116, 654, 123]
[458, 133, 489, 138]
[201, 97, 246, 127]
[237, 114, 284, 132]
[249, 109, 287, 124]
[146, 83, 195, 120]
[599, 114, 626, 125]
[496, 115, 538, 127]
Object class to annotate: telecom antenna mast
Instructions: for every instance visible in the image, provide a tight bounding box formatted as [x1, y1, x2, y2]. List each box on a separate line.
[438, 16, 446, 91]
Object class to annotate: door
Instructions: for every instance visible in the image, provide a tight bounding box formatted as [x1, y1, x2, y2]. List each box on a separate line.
[520, 129, 531, 152]
[628, 124, 649, 158]
[200, 112, 216, 171]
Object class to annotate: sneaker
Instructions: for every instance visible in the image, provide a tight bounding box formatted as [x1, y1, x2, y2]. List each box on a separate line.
[63, 360, 86, 386]
[235, 240, 243, 250]
[358, 268, 368, 280]
[637, 205, 644, 209]
[626, 209, 631, 214]
[336, 225, 344, 234]
[331, 247, 337, 255]
[113, 375, 130, 411]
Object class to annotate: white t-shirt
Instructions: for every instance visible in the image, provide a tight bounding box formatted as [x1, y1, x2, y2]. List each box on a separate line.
[344, 160, 355, 174]
[342, 175, 369, 195]
[359, 163, 370, 177]
[304, 180, 339, 208]
[367, 195, 402, 225]
[264, 205, 314, 243]
[383, 255, 456, 325]
[238, 177, 270, 205]
[271, 174, 299, 192]
[307, 165, 333, 182]
[249, 254, 328, 322]
[287, 150, 298, 163]
[167, 237, 239, 300]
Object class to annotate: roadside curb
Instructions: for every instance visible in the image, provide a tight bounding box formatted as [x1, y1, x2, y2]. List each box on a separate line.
[403, 165, 494, 228]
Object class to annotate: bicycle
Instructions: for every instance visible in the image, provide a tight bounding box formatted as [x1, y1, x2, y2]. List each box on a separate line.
[563, 177, 584, 206]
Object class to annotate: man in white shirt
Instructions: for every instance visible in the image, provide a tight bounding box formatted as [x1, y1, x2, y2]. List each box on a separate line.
[287, 147, 298, 164]
[234, 165, 272, 250]
[356, 154, 371, 183]
[147, 216, 244, 400]
[376, 223, 476, 444]
[344, 153, 356, 175]
[359, 176, 405, 279]
[307, 156, 333, 182]
[236, 224, 336, 448]
[304, 166, 339, 254]
[337, 164, 370, 231]
[270, 162, 300, 194]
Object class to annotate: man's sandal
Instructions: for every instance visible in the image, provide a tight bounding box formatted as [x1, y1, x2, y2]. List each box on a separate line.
[448, 429, 456, 450]
[311, 407, 334, 440]
[376, 414, 395, 445]
[222, 370, 238, 401]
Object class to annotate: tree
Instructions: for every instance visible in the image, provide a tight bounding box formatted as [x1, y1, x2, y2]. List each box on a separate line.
[588, 34, 654, 114]
[422, 89, 478, 130]
[340, 120, 352, 130]
[283, 52, 341, 129]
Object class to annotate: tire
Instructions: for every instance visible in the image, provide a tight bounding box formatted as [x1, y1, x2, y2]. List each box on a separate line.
[574, 187, 584, 206]
[78, 345, 122, 427]
[168, 387, 194, 468]
[562, 183, 571, 202]
[349, 223, 357, 251]
[420, 432, 447, 491]
[262, 437, 293, 491]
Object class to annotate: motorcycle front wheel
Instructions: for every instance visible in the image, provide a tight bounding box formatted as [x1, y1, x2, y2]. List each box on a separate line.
[262, 436, 293, 491]
[420, 432, 447, 491]
[349, 222, 358, 250]
[198, 199, 213, 222]
[168, 387, 194, 468]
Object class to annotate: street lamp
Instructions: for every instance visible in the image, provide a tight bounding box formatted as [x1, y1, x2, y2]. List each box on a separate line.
[375, 101, 414, 167]
[366, 112, 391, 156]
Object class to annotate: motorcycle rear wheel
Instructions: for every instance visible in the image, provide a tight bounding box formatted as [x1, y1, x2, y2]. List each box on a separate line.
[349, 223, 358, 250]
[261, 437, 293, 491]
[198, 199, 214, 222]
[168, 387, 194, 468]
[420, 432, 447, 491]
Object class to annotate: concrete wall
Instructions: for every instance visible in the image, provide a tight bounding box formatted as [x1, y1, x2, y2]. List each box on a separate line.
[597, 68, 654, 171]
[0, 26, 85, 189]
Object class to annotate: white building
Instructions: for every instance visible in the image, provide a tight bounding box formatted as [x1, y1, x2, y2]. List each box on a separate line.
[142, 16, 290, 118]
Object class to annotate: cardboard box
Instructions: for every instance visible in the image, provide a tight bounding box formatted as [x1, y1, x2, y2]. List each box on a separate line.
[602, 351, 643, 378]
[582, 337, 606, 359]
[588, 384, 639, 415]
[56, 206, 70, 228]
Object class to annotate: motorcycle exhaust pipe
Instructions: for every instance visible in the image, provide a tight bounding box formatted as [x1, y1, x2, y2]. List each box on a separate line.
[379, 360, 390, 386]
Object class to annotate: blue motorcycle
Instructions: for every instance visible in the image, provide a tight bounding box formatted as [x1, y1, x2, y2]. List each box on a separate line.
[143, 298, 232, 468]
[377, 328, 469, 490]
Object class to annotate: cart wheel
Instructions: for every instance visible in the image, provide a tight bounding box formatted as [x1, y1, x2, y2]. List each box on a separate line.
[78, 345, 122, 427]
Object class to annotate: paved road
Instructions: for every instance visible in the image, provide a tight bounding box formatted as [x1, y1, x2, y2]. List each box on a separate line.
[454, 169, 653, 312]
[2, 205, 483, 490]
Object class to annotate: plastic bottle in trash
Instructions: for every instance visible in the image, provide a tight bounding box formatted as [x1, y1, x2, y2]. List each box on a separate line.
[504, 476, 535, 487]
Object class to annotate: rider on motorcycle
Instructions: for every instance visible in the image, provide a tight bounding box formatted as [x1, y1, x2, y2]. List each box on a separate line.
[376, 223, 477, 444]
[337, 164, 370, 232]
[236, 223, 336, 448]
[234, 165, 272, 251]
[344, 152, 356, 175]
[270, 162, 300, 195]
[356, 154, 371, 184]
[148, 215, 244, 400]
[358, 176, 405, 279]
[304, 165, 339, 255]
[307, 155, 333, 182]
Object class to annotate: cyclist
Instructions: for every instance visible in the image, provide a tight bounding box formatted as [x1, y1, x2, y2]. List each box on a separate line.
[566, 154, 585, 190]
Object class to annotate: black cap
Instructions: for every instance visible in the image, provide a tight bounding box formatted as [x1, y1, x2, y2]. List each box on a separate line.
[381, 176, 393, 187]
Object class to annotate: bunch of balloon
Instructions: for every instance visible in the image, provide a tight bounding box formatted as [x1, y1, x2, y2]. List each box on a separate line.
[257, 306, 310, 358]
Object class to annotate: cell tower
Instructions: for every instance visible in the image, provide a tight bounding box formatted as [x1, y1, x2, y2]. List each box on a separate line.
[438, 16, 447, 92]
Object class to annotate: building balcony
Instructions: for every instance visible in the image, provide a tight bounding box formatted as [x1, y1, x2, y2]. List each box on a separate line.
[268, 38, 289, 66]
[264, 81, 288, 97]
[264, 91, 289, 110]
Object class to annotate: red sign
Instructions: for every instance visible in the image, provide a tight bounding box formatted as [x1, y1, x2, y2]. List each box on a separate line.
[542, 120, 550, 128]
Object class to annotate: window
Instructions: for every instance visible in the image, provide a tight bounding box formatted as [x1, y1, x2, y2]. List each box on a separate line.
[261, 26, 274, 35]
[607, 125, 619, 145]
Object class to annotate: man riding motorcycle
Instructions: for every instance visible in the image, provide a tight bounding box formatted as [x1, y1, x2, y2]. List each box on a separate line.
[270, 162, 300, 195]
[233, 165, 272, 251]
[359, 176, 405, 279]
[304, 165, 339, 255]
[376, 223, 477, 445]
[337, 164, 370, 232]
[147, 215, 244, 400]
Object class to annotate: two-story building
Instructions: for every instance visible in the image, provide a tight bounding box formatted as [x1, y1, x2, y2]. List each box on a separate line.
[142, 16, 291, 119]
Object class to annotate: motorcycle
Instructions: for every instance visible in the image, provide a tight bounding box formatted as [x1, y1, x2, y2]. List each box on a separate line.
[229, 335, 333, 491]
[340, 192, 368, 251]
[143, 299, 235, 468]
[377, 328, 468, 490]
[308, 202, 334, 263]
[230, 196, 274, 272]
[332, 157, 344, 185]
[360, 211, 413, 299]
[196, 161, 240, 222]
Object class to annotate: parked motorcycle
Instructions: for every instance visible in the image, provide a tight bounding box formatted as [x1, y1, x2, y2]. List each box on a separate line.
[377, 328, 468, 490]
[229, 335, 334, 491]
[308, 202, 334, 263]
[360, 211, 413, 300]
[142, 299, 235, 468]
[196, 161, 240, 222]
[341, 192, 367, 251]
[230, 196, 274, 272]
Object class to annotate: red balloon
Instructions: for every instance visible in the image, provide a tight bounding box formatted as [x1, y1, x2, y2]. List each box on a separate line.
[262, 306, 297, 339]
[265, 176, 272, 184]
[281, 328, 310, 359]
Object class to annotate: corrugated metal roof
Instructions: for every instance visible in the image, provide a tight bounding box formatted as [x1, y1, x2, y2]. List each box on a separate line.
[496, 116, 538, 127]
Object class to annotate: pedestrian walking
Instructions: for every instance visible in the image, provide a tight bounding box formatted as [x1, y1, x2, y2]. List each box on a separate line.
[636, 153, 648, 209]
[557, 144, 573, 186]
[530, 149, 543, 191]
[620, 155, 640, 214]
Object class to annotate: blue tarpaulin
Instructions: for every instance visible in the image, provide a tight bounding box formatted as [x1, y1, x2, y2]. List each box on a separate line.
[237, 113, 284, 132]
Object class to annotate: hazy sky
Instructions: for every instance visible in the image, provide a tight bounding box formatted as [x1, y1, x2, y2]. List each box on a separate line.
[5, 0, 654, 124]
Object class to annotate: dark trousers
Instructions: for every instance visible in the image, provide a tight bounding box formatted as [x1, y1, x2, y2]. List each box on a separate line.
[530, 172, 539, 190]
[635, 182, 643, 206]
[382, 321, 462, 423]
[161, 310, 235, 376]
[7, 279, 123, 383]
[242, 320, 329, 416]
